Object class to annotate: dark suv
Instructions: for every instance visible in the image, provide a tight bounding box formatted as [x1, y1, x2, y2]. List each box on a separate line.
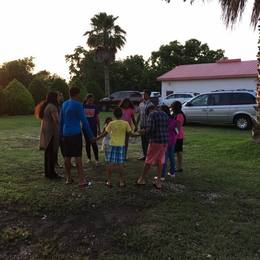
[99, 91, 143, 111]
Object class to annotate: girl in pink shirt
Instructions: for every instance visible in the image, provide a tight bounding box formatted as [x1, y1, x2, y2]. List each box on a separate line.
[119, 98, 137, 159]
[160, 105, 179, 179]
[171, 101, 185, 172]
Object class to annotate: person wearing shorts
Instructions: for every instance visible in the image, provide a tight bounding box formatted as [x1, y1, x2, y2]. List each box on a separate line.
[59, 87, 94, 187]
[97, 107, 139, 187]
[171, 101, 185, 172]
[137, 105, 168, 189]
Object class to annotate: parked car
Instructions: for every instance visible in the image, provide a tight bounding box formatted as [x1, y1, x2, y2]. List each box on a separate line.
[160, 93, 196, 107]
[99, 91, 142, 111]
[182, 90, 256, 130]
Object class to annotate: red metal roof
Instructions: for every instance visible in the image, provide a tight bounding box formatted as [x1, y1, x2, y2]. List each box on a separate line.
[157, 59, 257, 81]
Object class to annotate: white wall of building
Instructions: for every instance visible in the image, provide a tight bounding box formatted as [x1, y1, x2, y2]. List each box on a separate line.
[161, 77, 257, 97]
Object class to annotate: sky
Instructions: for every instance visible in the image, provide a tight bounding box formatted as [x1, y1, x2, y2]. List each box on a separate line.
[0, 0, 258, 80]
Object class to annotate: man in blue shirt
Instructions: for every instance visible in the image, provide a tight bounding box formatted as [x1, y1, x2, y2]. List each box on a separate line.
[60, 87, 94, 187]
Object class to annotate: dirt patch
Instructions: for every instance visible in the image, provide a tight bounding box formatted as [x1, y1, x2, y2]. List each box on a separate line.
[0, 204, 142, 259]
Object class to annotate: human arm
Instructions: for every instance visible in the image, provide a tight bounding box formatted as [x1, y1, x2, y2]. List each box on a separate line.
[80, 105, 94, 140]
[96, 131, 108, 141]
[96, 114, 101, 135]
[59, 105, 64, 137]
[131, 112, 138, 132]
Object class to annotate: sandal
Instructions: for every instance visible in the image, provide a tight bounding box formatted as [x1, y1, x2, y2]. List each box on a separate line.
[135, 179, 146, 186]
[79, 182, 89, 188]
[119, 182, 126, 188]
[105, 181, 113, 188]
[153, 183, 162, 190]
[65, 178, 74, 185]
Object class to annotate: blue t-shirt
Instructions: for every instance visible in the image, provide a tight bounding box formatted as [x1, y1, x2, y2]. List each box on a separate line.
[83, 104, 99, 130]
[59, 99, 93, 139]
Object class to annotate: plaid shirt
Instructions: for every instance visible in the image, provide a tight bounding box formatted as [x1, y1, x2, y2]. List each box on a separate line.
[137, 99, 154, 128]
[146, 110, 168, 144]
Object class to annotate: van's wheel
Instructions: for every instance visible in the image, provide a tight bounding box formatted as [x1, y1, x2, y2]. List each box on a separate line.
[234, 115, 252, 130]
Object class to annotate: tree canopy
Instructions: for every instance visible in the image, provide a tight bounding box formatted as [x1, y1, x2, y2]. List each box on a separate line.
[66, 38, 225, 96]
[164, 0, 259, 27]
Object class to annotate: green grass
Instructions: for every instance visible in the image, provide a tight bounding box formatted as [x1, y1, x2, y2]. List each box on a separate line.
[0, 115, 260, 259]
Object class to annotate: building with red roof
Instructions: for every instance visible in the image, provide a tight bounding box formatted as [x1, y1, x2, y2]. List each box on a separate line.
[157, 59, 257, 97]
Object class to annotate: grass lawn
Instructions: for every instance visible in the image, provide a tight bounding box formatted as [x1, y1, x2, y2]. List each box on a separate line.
[0, 114, 260, 259]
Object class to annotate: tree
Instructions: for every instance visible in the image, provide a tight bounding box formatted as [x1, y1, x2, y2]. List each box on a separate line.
[164, 0, 259, 27]
[0, 57, 35, 88]
[3, 79, 34, 115]
[28, 78, 48, 104]
[50, 78, 69, 100]
[84, 12, 126, 96]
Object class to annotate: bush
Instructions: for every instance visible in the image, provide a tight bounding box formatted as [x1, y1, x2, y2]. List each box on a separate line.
[28, 78, 48, 104]
[0, 90, 5, 115]
[3, 79, 35, 115]
[86, 80, 105, 101]
[50, 78, 69, 100]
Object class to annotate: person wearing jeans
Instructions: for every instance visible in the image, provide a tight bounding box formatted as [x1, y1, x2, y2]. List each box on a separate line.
[160, 105, 179, 180]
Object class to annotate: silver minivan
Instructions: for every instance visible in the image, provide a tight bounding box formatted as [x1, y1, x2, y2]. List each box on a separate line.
[182, 90, 256, 130]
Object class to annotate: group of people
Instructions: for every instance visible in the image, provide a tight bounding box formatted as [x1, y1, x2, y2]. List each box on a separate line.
[36, 87, 185, 189]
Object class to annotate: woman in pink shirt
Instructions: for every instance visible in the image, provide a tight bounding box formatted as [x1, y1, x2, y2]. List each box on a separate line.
[171, 101, 185, 172]
[160, 105, 179, 179]
[119, 98, 137, 159]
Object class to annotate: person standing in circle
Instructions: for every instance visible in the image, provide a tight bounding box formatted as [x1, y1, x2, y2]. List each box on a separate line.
[136, 89, 154, 160]
[83, 94, 101, 166]
[36, 91, 62, 179]
[59, 87, 94, 187]
[171, 101, 185, 173]
[119, 98, 137, 159]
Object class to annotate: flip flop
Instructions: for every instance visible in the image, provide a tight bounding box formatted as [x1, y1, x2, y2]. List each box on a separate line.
[105, 182, 113, 188]
[135, 180, 146, 186]
[79, 182, 89, 188]
[153, 183, 162, 190]
[65, 178, 74, 185]
[119, 182, 126, 188]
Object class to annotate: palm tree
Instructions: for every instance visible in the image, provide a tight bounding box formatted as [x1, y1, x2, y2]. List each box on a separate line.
[165, 0, 260, 142]
[84, 12, 126, 96]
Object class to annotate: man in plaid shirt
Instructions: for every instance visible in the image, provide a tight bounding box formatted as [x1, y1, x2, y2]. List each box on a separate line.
[137, 105, 168, 189]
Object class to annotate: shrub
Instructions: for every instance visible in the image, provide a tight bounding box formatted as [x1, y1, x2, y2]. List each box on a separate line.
[50, 78, 69, 100]
[0, 89, 5, 115]
[3, 79, 35, 115]
[28, 78, 48, 104]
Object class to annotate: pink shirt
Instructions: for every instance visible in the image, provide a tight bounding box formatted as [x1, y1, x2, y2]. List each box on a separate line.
[168, 118, 178, 146]
[122, 108, 134, 125]
[176, 113, 185, 140]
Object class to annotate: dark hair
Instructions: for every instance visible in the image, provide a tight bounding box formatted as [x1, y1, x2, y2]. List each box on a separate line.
[35, 91, 58, 119]
[83, 93, 94, 105]
[160, 105, 171, 117]
[119, 98, 135, 109]
[146, 104, 156, 116]
[69, 87, 80, 98]
[143, 89, 151, 97]
[171, 101, 182, 115]
[113, 107, 123, 119]
[104, 117, 112, 125]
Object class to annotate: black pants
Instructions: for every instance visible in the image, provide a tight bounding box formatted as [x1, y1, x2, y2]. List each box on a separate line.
[84, 131, 98, 161]
[141, 131, 149, 158]
[44, 137, 57, 178]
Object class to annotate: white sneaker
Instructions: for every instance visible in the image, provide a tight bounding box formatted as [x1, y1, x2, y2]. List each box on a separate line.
[167, 172, 176, 178]
[154, 176, 165, 181]
[95, 161, 100, 167]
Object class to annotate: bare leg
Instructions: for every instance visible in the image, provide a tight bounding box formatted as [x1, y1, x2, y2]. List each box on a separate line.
[117, 165, 125, 186]
[137, 163, 151, 184]
[75, 157, 85, 184]
[64, 157, 72, 182]
[107, 163, 113, 185]
[155, 163, 163, 188]
[176, 152, 183, 170]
